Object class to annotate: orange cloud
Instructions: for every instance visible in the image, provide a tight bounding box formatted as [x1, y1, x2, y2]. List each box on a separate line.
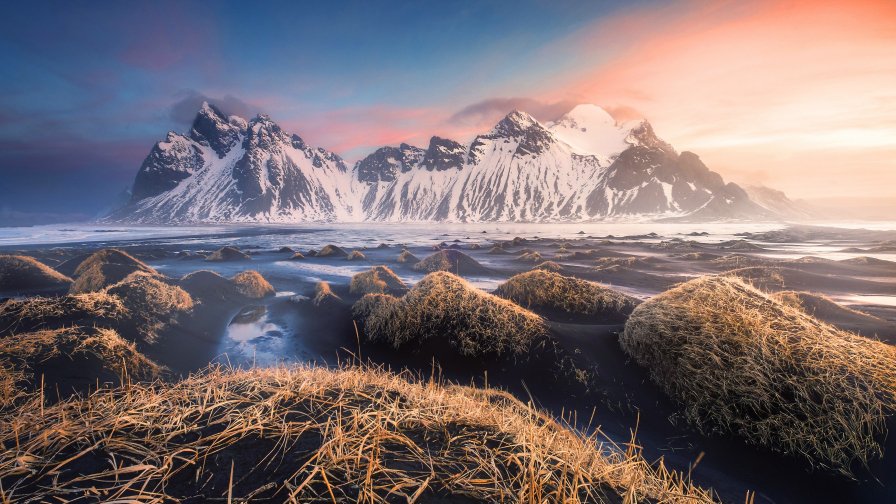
[531, 0, 896, 198]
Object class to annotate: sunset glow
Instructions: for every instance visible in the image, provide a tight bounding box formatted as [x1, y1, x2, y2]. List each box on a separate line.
[1, 0, 893, 219]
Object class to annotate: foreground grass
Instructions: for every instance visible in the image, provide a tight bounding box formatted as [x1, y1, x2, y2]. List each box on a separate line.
[0, 365, 715, 503]
[621, 275, 896, 475]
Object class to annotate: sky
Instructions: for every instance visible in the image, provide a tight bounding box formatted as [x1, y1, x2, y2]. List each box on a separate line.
[1, 0, 894, 223]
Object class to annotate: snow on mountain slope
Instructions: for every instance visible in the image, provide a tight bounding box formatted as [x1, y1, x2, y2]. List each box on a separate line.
[110, 103, 359, 223]
[111, 103, 797, 223]
[546, 104, 633, 164]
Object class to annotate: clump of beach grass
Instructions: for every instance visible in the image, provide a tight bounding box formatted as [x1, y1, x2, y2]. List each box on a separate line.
[105, 271, 194, 343]
[69, 248, 157, 293]
[533, 260, 564, 273]
[0, 292, 127, 336]
[0, 364, 716, 502]
[312, 281, 343, 308]
[397, 249, 420, 264]
[346, 250, 367, 261]
[0, 326, 161, 406]
[317, 244, 348, 257]
[231, 270, 275, 298]
[413, 249, 489, 275]
[494, 270, 639, 322]
[353, 271, 546, 357]
[0, 255, 72, 293]
[205, 246, 251, 262]
[349, 265, 408, 296]
[620, 275, 896, 474]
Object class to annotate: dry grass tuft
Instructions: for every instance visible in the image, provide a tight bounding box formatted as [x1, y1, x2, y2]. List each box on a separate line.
[317, 244, 347, 257]
[350, 266, 408, 296]
[353, 272, 546, 357]
[0, 326, 161, 406]
[0, 255, 72, 293]
[346, 250, 367, 261]
[396, 249, 420, 264]
[231, 270, 275, 299]
[312, 281, 343, 308]
[0, 292, 127, 336]
[620, 275, 896, 474]
[105, 271, 194, 343]
[533, 260, 564, 273]
[494, 270, 639, 322]
[517, 251, 544, 264]
[178, 269, 239, 300]
[772, 290, 881, 322]
[205, 246, 251, 262]
[0, 364, 715, 503]
[413, 249, 489, 275]
[69, 248, 157, 293]
[721, 266, 787, 290]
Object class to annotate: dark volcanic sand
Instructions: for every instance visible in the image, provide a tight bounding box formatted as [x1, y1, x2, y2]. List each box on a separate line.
[2, 224, 896, 503]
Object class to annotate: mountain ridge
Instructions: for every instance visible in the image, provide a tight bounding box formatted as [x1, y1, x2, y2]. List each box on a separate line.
[107, 102, 803, 223]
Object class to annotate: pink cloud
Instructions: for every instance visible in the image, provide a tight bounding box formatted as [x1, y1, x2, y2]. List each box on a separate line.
[523, 0, 896, 198]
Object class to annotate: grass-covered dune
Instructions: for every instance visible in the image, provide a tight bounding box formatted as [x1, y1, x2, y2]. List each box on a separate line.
[620, 275, 896, 474]
[349, 265, 408, 296]
[413, 249, 491, 275]
[0, 365, 714, 503]
[494, 270, 640, 323]
[353, 271, 546, 357]
[0, 326, 161, 406]
[68, 248, 159, 294]
[0, 255, 72, 294]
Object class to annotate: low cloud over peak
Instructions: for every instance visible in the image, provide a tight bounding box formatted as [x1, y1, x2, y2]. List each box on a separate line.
[449, 97, 579, 127]
[169, 91, 260, 125]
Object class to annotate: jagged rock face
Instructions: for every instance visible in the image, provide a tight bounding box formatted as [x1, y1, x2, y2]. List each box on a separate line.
[113, 102, 357, 223]
[189, 103, 243, 158]
[130, 133, 204, 201]
[356, 144, 424, 183]
[421, 137, 465, 171]
[112, 103, 794, 223]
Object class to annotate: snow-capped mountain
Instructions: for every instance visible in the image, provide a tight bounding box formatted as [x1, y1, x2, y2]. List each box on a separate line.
[353, 105, 773, 221]
[111, 102, 794, 223]
[109, 103, 358, 223]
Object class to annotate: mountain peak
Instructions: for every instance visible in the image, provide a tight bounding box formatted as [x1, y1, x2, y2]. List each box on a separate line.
[190, 102, 242, 158]
[559, 104, 617, 128]
[493, 110, 539, 135]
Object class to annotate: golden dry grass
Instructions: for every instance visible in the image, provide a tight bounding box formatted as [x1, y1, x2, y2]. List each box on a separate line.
[620, 275, 896, 474]
[317, 244, 347, 257]
[772, 290, 881, 322]
[0, 326, 161, 406]
[0, 255, 72, 292]
[205, 246, 251, 262]
[231, 270, 275, 298]
[396, 249, 419, 264]
[533, 260, 564, 273]
[312, 281, 343, 308]
[69, 248, 157, 294]
[494, 270, 639, 322]
[347, 250, 367, 261]
[105, 271, 194, 343]
[350, 265, 408, 296]
[353, 272, 546, 357]
[721, 266, 786, 290]
[413, 249, 488, 275]
[0, 364, 715, 503]
[517, 251, 544, 264]
[0, 292, 127, 336]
